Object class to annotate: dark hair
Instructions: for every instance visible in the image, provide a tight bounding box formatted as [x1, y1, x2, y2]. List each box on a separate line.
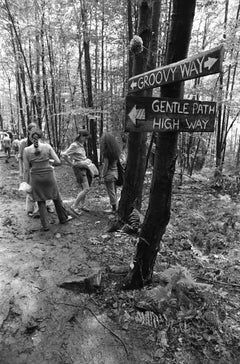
[27, 122, 37, 132]
[26, 123, 38, 146]
[75, 129, 90, 141]
[100, 133, 121, 163]
[30, 128, 42, 156]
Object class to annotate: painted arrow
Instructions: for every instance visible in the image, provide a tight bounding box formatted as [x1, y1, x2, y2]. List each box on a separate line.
[130, 80, 137, 90]
[127, 45, 224, 93]
[128, 105, 145, 125]
[204, 57, 218, 70]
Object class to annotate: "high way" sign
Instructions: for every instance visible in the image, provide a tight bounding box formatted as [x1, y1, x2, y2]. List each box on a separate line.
[128, 45, 223, 93]
[125, 96, 216, 132]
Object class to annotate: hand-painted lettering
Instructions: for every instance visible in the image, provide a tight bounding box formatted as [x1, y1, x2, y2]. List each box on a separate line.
[196, 56, 205, 73]
[185, 118, 209, 129]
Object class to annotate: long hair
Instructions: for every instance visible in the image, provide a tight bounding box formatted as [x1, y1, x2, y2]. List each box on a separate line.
[100, 133, 121, 163]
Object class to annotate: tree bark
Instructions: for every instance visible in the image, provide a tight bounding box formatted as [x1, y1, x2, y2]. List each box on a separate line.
[125, 0, 196, 289]
[118, 0, 152, 221]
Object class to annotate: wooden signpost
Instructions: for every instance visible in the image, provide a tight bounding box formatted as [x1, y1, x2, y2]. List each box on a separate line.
[125, 45, 223, 133]
[126, 96, 216, 132]
[128, 45, 223, 94]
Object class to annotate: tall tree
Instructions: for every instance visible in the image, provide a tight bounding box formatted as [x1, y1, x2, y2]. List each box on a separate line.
[80, 0, 98, 166]
[125, 0, 197, 289]
[118, 0, 152, 221]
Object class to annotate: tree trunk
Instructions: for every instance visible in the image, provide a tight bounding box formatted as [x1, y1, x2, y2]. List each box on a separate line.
[127, 0, 133, 79]
[35, 7, 42, 129]
[215, 0, 229, 169]
[100, 0, 105, 137]
[81, 0, 98, 165]
[118, 0, 152, 221]
[125, 0, 196, 289]
[40, 6, 51, 144]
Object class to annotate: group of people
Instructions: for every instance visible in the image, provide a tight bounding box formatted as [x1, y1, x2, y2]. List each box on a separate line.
[18, 122, 126, 231]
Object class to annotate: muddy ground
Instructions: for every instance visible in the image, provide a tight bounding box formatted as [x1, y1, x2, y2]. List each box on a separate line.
[1, 154, 240, 364]
[0, 154, 155, 364]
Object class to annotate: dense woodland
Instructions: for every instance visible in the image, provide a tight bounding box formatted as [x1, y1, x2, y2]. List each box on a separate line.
[0, 0, 239, 167]
[1, 1, 240, 362]
[0, 0, 240, 284]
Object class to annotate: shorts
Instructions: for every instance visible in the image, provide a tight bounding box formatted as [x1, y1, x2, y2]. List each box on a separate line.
[73, 166, 92, 186]
[4, 147, 10, 153]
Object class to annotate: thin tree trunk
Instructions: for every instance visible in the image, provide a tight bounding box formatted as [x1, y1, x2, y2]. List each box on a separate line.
[40, 6, 51, 144]
[100, 0, 105, 137]
[80, 0, 98, 166]
[118, 0, 152, 221]
[216, 0, 229, 169]
[127, 0, 133, 78]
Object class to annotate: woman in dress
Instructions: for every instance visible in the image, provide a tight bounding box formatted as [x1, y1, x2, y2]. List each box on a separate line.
[62, 129, 92, 215]
[100, 132, 121, 213]
[23, 128, 72, 231]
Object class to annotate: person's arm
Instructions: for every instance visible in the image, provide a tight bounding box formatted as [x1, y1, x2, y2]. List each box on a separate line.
[18, 140, 25, 178]
[19, 140, 25, 160]
[23, 149, 30, 184]
[61, 143, 77, 167]
[102, 158, 109, 178]
[49, 145, 61, 166]
[62, 154, 73, 167]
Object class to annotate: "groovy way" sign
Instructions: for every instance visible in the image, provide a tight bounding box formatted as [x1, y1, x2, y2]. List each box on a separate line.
[128, 46, 223, 93]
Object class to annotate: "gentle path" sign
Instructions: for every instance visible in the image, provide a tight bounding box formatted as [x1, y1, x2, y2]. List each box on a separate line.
[125, 96, 216, 132]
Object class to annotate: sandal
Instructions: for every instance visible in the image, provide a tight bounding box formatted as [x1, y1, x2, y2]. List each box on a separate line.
[41, 226, 50, 231]
[70, 206, 82, 216]
[81, 206, 90, 212]
[61, 215, 73, 224]
[47, 206, 55, 213]
[32, 212, 40, 219]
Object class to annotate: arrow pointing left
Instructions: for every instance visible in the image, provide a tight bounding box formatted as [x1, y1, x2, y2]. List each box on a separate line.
[130, 80, 137, 90]
[128, 105, 145, 125]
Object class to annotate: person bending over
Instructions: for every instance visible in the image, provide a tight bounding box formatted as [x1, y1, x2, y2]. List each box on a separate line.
[62, 129, 92, 215]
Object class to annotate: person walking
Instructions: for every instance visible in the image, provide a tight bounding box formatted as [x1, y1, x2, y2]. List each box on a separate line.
[2, 133, 11, 163]
[62, 129, 93, 215]
[12, 136, 20, 161]
[19, 122, 40, 216]
[100, 132, 121, 213]
[23, 127, 72, 231]
[19, 123, 37, 179]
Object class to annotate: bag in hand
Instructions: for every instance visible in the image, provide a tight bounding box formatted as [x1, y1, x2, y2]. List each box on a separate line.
[19, 182, 32, 194]
[116, 159, 124, 186]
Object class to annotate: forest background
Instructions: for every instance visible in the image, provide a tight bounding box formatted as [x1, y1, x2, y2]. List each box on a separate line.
[0, 0, 240, 172]
[0, 1, 240, 362]
[0, 0, 240, 285]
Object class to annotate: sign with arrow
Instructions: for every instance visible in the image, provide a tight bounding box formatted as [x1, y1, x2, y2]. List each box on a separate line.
[125, 96, 216, 132]
[128, 45, 224, 93]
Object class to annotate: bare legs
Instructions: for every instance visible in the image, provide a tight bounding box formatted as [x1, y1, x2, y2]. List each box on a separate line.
[72, 181, 90, 209]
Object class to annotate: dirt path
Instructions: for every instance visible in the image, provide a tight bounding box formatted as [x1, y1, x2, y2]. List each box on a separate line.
[0, 155, 147, 364]
[2, 155, 240, 364]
